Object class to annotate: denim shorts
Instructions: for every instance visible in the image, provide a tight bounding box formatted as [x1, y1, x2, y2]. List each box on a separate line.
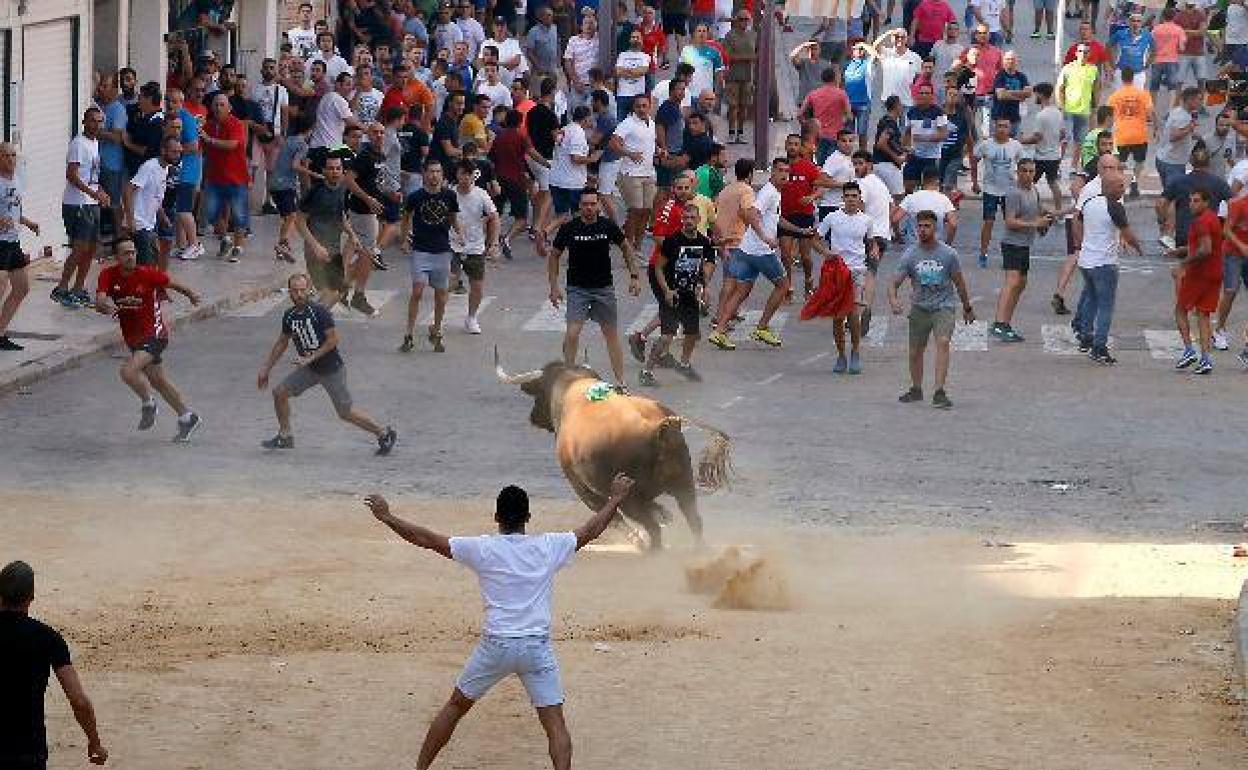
[566, 284, 618, 326]
[727, 249, 786, 284]
[1224, 253, 1248, 292]
[203, 182, 250, 232]
[851, 106, 871, 137]
[457, 635, 563, 706]
[982, 193, 1006, 220]
[1156, 159, 1186, 192]
[550, 185, 583, 215]
[1149, 62, 1179, 91]
[409, 249, 452, 290]
[61, 204, 100, 244]
[175, 182, 198, 214]
[134, 229, 159, 266]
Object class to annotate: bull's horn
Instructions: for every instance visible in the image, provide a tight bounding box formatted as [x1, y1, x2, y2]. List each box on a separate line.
[494, 345, 543, 385]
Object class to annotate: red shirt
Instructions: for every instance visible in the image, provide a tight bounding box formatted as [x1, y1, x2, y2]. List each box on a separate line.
[97, 265, 171, 347]
[803, 85, 850, 140]
[489, 128, 529, 184]
[648, 198, 685, 266]
[1175, 8, 1206, 56]
[640, 23, 666, 71]
[1186, 209, 1224, 284]
[1227, 197, 1248, 257]
[1062, 40, 1110, 66]
[912, 0, 956, 44]
[961, 44, 1003, 97]
[780, 158, 821, 217]
[203, 114, 249, 185]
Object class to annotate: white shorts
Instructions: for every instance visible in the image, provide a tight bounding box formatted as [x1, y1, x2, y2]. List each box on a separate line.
[851, 267, 868, 305]
[528, 157, 551, 192]
[597, 159, 621, 195]
[874, 161, 904, 196]
[456, 635, 564, 707]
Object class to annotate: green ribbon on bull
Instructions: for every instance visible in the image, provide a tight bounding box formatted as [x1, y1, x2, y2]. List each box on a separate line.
[585, 381, 615, 402]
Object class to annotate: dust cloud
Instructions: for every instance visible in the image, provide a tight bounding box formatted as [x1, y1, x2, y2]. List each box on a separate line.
[685, 545, 793, 611]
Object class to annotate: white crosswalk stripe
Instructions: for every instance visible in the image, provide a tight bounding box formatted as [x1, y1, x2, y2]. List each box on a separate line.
[420, 294, 495, 325]
[1040, 323, 1115, 355]
[522, 302, 567, 332]
[1144, 329, 1185, 360]
[224, 292, 289, 318]
[330, 290, 400, 322]
[952, 320, 988, 351]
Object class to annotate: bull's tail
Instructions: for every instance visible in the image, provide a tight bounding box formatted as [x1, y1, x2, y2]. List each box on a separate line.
[674, 415, 734, 491]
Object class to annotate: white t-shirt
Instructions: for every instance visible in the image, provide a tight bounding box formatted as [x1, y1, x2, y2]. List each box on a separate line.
[549, 122, 590, 189]
[899, 189, 956, 242]
[1227, 3, 1248, 45]
[306, 52, 352, 81]
[477, 81, 513, 109]
[450, 184, 498, 254]
[819, 151, 855, 207]
[449, 532, 578, 637]
[564, 34, 598, 87]
[857, 172, 893, 239]
[613, 114, 657, 178]
[0, 174, 22, 242]
[287, 26, 317, 59]
[311, 92, 354, 148]
[252, 82, 290, 136]
[817, 208, 873, 269]
[615, 50, 651, 98]
[1078, 193, 1127, 269]
[740, 182, 781, 255]
[879, 48, 923, 107]
[971, 0, 1005, 33]
[62, 135, 101, 206]
[129, 157, 170, 231]
[486, 36, 529, 79]
[1229, 158, 1248, 195]
[458, 17, 487, 59]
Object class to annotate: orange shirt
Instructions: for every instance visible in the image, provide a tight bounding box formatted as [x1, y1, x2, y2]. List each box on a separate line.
[1107, 86, 1153, 147]
[714, 181, 755, 249]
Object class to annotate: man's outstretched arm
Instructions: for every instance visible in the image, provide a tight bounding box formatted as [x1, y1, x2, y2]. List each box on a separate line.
[574, 473, 636, 550]
[365, 495, 453, 559]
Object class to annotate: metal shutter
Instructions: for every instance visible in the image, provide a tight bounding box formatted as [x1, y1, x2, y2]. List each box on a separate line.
[21, 19, 74, 255]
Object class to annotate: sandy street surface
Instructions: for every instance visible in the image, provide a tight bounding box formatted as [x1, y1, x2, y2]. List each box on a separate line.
[8, 490, 1245, 770]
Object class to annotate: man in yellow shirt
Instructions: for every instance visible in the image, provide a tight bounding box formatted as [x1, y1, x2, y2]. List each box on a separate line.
[458, 93, 494, 154]
[1106, 66, 1153, 198]
[1056, 43, 1100, 169]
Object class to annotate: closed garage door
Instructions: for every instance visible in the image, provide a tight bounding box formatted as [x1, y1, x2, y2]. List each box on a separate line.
[22, 19, 75, 255]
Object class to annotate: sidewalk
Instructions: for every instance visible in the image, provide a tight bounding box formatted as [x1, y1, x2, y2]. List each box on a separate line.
[0, 221, 298, 396]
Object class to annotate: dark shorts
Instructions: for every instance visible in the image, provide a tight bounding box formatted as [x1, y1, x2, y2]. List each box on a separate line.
[1001, 242, 1031, 274]
[550, 185, 583, 216]
[780, 212, 816, 239]
[129, 336, 169, 365]
[307, 251, 347, 293]
[453, 252, 485, 281]
[175, 181, 198, 214]
[272, 188, 298, 217]
[1034, 159, 1061, 184]
[902, 156, 938, 182]
[62, 204, 101, 244]
[381, 196, 402, 224]
[982, 193, 1006, 220]
[1223, 253, 1248, 291]
[0, 240, 29, 271]
[656, 165, 677, 188]
[134, 229, 159, 266]
[662, 12, 688, 35]
[1117, 144, 1147, 164]
[499, 177, 529, 218]
[566, 285, 618, 326]
[648, 264, 701, 336]
[0, 753, 47, 770]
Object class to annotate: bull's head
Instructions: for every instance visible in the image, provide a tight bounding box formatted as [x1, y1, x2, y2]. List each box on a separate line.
[495, 347, 599, 433]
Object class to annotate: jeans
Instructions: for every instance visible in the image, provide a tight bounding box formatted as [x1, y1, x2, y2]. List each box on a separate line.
[1073, 264, 1119, 350]
[203, 182, 250, 233]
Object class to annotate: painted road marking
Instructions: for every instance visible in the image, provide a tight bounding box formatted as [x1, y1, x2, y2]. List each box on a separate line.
[1039, 323, 1117, 355]
[799, 351, 830, 366]
[522, 302, 567, 332]
[420, 294, 495, 325]
[952, 320, 988, 351]
[1144, 329, 1185, 360]
[225, 292, 288, 318]
[756, 373, 783, 386]
[1029, 253, 1157, 275]
[719, 395, 746, 409]
[331, 290, 400, 322]
[865, 315, 889, 348]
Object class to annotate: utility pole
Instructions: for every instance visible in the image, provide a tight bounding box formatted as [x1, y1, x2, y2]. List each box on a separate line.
[598, 0, 616, 74]
[753, 0, 774, 168]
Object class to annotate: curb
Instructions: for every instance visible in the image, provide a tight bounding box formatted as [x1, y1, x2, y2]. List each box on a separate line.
[1237, 578, 1248, 733]
[0, 279, 288, 398]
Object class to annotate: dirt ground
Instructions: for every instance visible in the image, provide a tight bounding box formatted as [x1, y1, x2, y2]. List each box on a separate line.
[5, 490, 1246, 770]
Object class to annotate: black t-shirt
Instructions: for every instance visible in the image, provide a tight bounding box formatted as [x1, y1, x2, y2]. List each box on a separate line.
[348, 146, 384, 215]
[659, 231, 716, 297]
[404, 187, 459, 253]
[682, 130, 714, 171]
[991, 70, 1029, 122]
[552, 216, 626, 289]
[429, 115, 460, 173]
[873, 115, 902, 164]
[0, 611, 71, 762]
[941, 108, 971, 161]
[470, 158, 496, 191]
[229, 94, 259, 123]
[526, 103, 559, 159]
[281, 302, 343, 375]
[1164, 170, 1233, 242]
[397, 123, 430, 173]
[125, 111, 165, 176]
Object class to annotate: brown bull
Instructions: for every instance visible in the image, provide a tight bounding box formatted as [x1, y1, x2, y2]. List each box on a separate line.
[495, 348, 732, 549]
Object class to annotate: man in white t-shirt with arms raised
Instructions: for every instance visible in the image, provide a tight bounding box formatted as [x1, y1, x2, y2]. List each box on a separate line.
[364, 473, 636, 770]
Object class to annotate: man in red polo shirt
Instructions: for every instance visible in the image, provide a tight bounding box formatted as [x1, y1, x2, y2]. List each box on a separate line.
[639, 5, 668, 70]
[778, 133, 833, 298]
[95, 237, 202, 440]
[201, 92, 250, 262]
[1168, 188, 1223, 375]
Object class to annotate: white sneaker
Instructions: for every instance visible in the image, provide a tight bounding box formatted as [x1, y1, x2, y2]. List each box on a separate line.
[465, 316, 482, 334]
[181, 242, 204, 260]
[1213, 329, 1230, 350]
[1159, 235, 1177, 251]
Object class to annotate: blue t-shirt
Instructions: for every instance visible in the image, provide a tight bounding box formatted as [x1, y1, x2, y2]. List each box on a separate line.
[100, 98, 128, 172]
[991, 70, 1029, 122]
[844, 58, 872, 107]
[596, 112, 619, 163]
[174, 107, 202, 185]
[1109, 28, 1153, 72]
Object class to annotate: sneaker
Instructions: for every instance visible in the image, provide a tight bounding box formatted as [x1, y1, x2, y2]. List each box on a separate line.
[847, 352, 862, 374]
[1051, 293, 1069, 315]
[1194, 356, 1214, 375]
[428, 327, 445, 352]
[376, 427, 397, 456]
[173, 413, 202, 442]
[0, 336, 24, 351]
[932, 389, 953, 409]
[1159, 235, 1177, 251]
[1213, 330, 1230, 351]
[371, 250, 388, 271]
[350, 291, 377, 316]
[989, 321, 1010, 339]
[50, 287, 73, 307]
[750, 326, 782, 347]
[465, 316, 482, 334]
[217, 239, 231, 259]
[1077, 335, 1093, 353]
[452, 279, 467, 295]
[1128, 181, 1140, 200]
[1088, 347, 1117, 365]
[1175, 348, 1199, 369]
[182, 242, 204, 261]
[899, 386, 923, 403]
[70, 289, 92, 307]
[657, 352, 679, 369]
[708, 331, 736, 350]
[1045, 31, 1055, 39]
[228, 245, 242, 263]
[977, 253, 988, 268]
[1237, 349, 1248, 369]
[261, 433, 294, 450]
[638, 368, 658, 387]
[832, 354, 847, 373]
[1030, 30, 1041, 38]
[138, 401, 157, 431]
[627, 331, 647, 362]
[1002, 326, 1025, 343]
[673, 361, 702, 382]
[399, 335, 415, 353]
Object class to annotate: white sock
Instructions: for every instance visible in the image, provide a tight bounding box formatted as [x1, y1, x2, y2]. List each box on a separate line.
[143, 397, 157, 407]
[179, 411, 194, 423]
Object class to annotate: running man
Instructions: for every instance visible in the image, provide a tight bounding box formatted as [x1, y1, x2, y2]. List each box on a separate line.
[449, 159, 500, 335]
[639, 205, 716, 386]
[0, 142, 39, 351]
[295, 155, 364, 310]
[362, 473, 635, 770]
[94, 237, 202, 440]
[889, 210, 975, 409]
[257, 273, 397, 453]
[1167, 188, 1223, 375]
[401, 159, 462, 354]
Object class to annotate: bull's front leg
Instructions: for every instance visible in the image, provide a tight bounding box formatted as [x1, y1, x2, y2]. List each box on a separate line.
[567, 474, 647, 549]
